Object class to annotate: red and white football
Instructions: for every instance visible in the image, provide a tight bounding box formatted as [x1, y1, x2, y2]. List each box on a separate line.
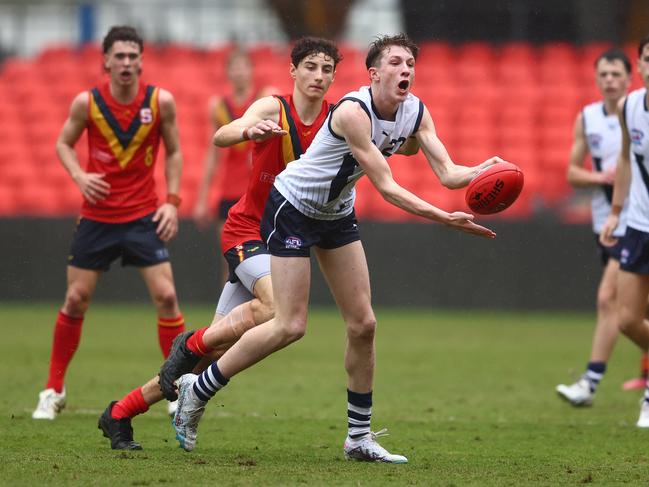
[465, 162, 524, 215]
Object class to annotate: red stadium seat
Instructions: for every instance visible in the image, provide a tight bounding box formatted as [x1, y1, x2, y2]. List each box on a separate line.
[0, 40, 608, 218]
[417, 42, 453, 65]
[538, 42, 578, 65]
[456, 62, 496, 90]
[498, 42, 534, 63]
[457, 42, 496, 63]
[416, 82, 461, 111]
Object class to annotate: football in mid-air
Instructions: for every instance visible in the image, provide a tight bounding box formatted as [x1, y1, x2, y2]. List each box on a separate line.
[465, 161, 524, 215]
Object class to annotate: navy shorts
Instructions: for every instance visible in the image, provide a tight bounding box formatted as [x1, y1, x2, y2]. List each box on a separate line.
[68, 213, 169, 271]
[260, 187, 361, 257]
[619, 226, 649, 275]
[594, 233, 624, 266]
[218, 198, 238, 221]
[223, 240, 270, 283]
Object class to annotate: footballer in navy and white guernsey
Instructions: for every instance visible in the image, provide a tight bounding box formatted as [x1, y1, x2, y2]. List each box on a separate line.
[171, 33, 509, 463]
[556, 49, 636, 407]
[600, 33, 649, 428]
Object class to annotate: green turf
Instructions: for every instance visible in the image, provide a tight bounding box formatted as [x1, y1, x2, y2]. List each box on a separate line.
[2, 303, 649, 485]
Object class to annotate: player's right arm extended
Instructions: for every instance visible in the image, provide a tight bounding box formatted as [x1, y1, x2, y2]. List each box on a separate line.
[212, 96, 286, 147]
[600, 96, 632, 246]
[333, 101, 495, 238]
[56, 92, 110, 204]
[566, 112, 614, 187]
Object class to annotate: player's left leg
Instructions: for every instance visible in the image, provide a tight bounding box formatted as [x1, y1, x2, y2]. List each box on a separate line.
[315, 241, 407, 464]
[122, 213, 185, 360]
[173, 255, 311, 451]
[557, 258, 620, 406]
[138, 262, 184, 415]
[160, 250, 273, 400]
[139, 262, 185, 359]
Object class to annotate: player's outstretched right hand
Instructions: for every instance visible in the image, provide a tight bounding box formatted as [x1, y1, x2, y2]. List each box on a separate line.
[444, 211, 496, 239]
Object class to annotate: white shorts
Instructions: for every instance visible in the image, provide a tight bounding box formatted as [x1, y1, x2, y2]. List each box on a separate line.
[215, 253, 270, 316]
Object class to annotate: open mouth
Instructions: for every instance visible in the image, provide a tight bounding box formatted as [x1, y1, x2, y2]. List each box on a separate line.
[398, 80, 409, 90]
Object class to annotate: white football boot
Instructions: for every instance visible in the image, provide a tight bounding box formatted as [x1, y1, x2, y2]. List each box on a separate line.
[343, 429, 408, 463]
[32, 388, 66, 419]
[167, 400, 178, 417]
[556, 378, 594, 407]
[173, 374, 206, 451]
[636, 401, 649, 428]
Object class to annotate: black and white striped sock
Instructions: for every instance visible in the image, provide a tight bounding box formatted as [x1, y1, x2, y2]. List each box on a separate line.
[347, 389, 372, 440]
[193, 362, 229, 401]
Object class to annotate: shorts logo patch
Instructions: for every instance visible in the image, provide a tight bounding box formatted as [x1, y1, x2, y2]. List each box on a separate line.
[620, 247, 629, 265]
[285, 236, 302, 250]
[631, 128, 644, 146]
[246, 246, 260, 253]
[156, 248, 169, 260]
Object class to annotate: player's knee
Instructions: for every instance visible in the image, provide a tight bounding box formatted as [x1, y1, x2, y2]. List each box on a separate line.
[596, 288, 615, 314]
[152, 287, 178, 312]
[347, 316, 377, 342]
[63, 287, 92, 314]
[278, 318, 307, 343]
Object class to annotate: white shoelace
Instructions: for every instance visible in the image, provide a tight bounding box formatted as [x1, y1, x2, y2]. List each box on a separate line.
[370, 428, 390, 441]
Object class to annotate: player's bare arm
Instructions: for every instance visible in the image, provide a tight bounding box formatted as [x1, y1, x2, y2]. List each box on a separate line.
[567, 112, 615, 187]
[194, 96, 223, 226]
[601, 96, 632, 247]
[155, 88, 182, 242]
[213, 96, 287, 147]
[56, 92, 111, 205]
[415, 106, 502, 189]
[333, 101, 495, 238]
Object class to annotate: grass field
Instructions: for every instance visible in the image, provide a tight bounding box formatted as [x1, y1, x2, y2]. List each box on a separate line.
[3, 303, 649, 486]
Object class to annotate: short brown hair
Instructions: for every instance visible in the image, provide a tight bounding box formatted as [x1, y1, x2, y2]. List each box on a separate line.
[102, 26, 144, 54]
[639, 33, 649, 58]
[596, 48, 631, 73]
[291, 37, 342, 68]
[365, 34, 418, 69]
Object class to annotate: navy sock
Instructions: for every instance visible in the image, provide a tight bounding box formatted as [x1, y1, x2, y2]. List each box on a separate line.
[584, 361, 606, 393]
